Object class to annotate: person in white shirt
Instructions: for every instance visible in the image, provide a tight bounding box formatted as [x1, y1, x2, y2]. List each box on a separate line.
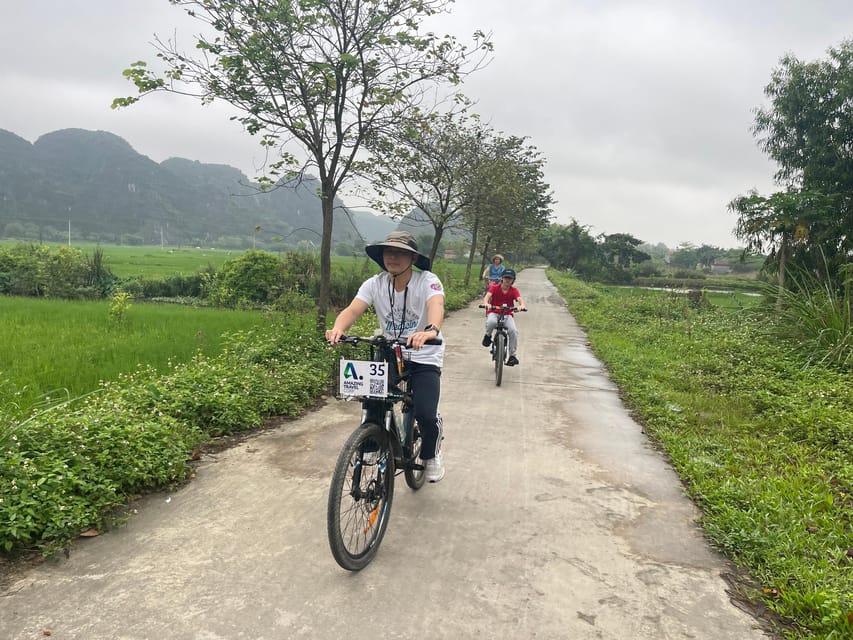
[325, 231, 446, 482]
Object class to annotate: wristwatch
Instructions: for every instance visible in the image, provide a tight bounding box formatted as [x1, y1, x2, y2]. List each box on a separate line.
[423, 324, 440, 334]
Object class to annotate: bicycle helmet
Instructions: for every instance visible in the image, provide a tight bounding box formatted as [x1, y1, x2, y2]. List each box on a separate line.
[502, 268, 516, 280]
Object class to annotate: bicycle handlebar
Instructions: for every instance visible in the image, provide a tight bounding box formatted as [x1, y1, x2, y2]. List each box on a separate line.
[478, 304, 527, 313]
[332, 334, 443, 346]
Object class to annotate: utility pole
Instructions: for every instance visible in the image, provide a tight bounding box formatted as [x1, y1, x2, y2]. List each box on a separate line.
[67, 219, 71, 246]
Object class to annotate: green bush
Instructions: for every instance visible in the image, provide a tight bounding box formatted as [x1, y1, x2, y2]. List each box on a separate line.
[0, 314, 336, 554]
[0, 243, 119, 299]
[1, 400, 202, 553]
[203, 250, 285, 307]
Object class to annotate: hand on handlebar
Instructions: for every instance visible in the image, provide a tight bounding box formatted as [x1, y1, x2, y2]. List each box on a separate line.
[406, 329, 439, 350]
[325, 327, 346, 344]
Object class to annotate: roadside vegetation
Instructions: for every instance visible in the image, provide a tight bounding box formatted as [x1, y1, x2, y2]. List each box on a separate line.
[0, 249, 481, 558]
[547, 270, 852, 640]
[0, 313, 334, 555]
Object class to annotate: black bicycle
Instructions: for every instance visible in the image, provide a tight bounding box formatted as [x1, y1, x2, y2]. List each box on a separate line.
[326, 333, 441, 571]
[479, 304, 526, 387]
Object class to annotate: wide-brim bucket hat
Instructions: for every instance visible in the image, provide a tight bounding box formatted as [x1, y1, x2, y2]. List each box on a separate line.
[365, 231, 431, 271]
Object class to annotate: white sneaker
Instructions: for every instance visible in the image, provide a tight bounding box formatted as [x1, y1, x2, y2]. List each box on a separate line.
[361, 450, 379, 465]
[425, 454, 445, 482]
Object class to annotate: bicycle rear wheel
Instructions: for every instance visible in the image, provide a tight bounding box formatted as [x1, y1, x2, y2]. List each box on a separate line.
[327, 422, 395, 571]
[494, 331, 505, 386]
[403, 415, 426, 490]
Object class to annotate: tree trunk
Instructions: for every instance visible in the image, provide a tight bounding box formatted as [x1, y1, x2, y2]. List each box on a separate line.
[429, 225, 445, 268]
[480, 235, 492, 282]
[317, 183, 334, 333]
[464, 217, 480, 287]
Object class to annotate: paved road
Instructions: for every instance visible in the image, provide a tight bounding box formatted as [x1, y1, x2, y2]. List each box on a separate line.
[0, 268, 770, 639]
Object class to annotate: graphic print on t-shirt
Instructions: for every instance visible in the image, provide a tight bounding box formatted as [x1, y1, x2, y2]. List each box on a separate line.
[384, 287, 418, 337]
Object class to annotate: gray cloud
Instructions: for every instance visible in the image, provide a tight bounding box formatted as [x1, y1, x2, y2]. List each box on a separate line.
[3, 0, 853, 248]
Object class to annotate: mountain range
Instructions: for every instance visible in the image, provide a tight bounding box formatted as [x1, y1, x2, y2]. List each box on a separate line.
[0, 128, 398, 249]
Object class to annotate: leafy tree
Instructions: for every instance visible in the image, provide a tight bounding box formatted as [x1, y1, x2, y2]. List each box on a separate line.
[463, 132, 553, 284]
[585, 233, 650, 284]
[368, 111, 481, 264]
[368, 113, 553, 283]
[728, 189, 835, 302]
[538, 220, 602, 278]
[113, 0, 491, 328]
[669, 242, 726, 270]
[0, 243, 91, 298]
[204, 249, 284, 307]
[598, 233, 650, 268]
[733, 40, 853, 290]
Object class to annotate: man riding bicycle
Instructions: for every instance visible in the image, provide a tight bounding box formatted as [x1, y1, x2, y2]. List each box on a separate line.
[325, 231, 446, 482]
[481, 269, 526, 366]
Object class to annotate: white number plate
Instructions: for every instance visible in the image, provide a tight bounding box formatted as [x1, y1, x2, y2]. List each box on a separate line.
[339, 359, 388, 397]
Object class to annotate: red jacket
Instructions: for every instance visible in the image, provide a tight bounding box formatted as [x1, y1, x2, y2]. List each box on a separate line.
[487, 285, 521, 316]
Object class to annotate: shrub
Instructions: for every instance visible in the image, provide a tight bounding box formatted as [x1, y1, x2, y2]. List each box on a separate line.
[204, 250, 285, 307]
[1, 399, 202, 553]
[0, 243, 118, 299]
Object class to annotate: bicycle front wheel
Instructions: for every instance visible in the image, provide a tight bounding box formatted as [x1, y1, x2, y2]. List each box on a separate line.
[403, 416, 426, 490]
[327, 422, 395, 571]
[494, 331, 505, 386]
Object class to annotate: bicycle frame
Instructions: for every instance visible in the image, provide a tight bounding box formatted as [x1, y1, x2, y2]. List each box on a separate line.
[338, 336, 423, 473]
[480, 304, 518, 352]
[479, 304, 524, 386]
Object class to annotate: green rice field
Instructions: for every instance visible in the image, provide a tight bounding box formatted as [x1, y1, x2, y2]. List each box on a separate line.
[7, 242, 237, 278]
[0, 296, 269, 410]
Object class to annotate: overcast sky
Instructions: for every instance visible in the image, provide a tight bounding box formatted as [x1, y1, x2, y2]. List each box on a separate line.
[3, 1, 853, 249]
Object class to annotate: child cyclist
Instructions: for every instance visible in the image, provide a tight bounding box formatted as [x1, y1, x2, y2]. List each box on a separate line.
[481, 269, 526, 366]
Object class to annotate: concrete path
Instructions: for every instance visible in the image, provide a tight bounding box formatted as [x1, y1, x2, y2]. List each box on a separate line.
[0, 268, 770, 639]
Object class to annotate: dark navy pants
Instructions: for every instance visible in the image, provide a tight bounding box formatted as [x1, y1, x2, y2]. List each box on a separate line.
[406, 361, 443, 459]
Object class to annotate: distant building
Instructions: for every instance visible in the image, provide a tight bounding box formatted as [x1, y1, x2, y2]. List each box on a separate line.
[710, 259, 732, 275]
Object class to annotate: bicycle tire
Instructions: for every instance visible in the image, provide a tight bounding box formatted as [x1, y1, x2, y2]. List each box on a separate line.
[403, 417, 426, 490]
[327, 422, 395, 571]
[494, 331, 505, 386]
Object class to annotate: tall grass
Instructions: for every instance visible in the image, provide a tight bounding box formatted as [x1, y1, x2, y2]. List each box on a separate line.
[0, 296, 269, 410]
[770, 263, 852, 370]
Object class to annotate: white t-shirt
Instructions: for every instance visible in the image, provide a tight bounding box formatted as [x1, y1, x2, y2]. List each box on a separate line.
[355, 270, 446, 368]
